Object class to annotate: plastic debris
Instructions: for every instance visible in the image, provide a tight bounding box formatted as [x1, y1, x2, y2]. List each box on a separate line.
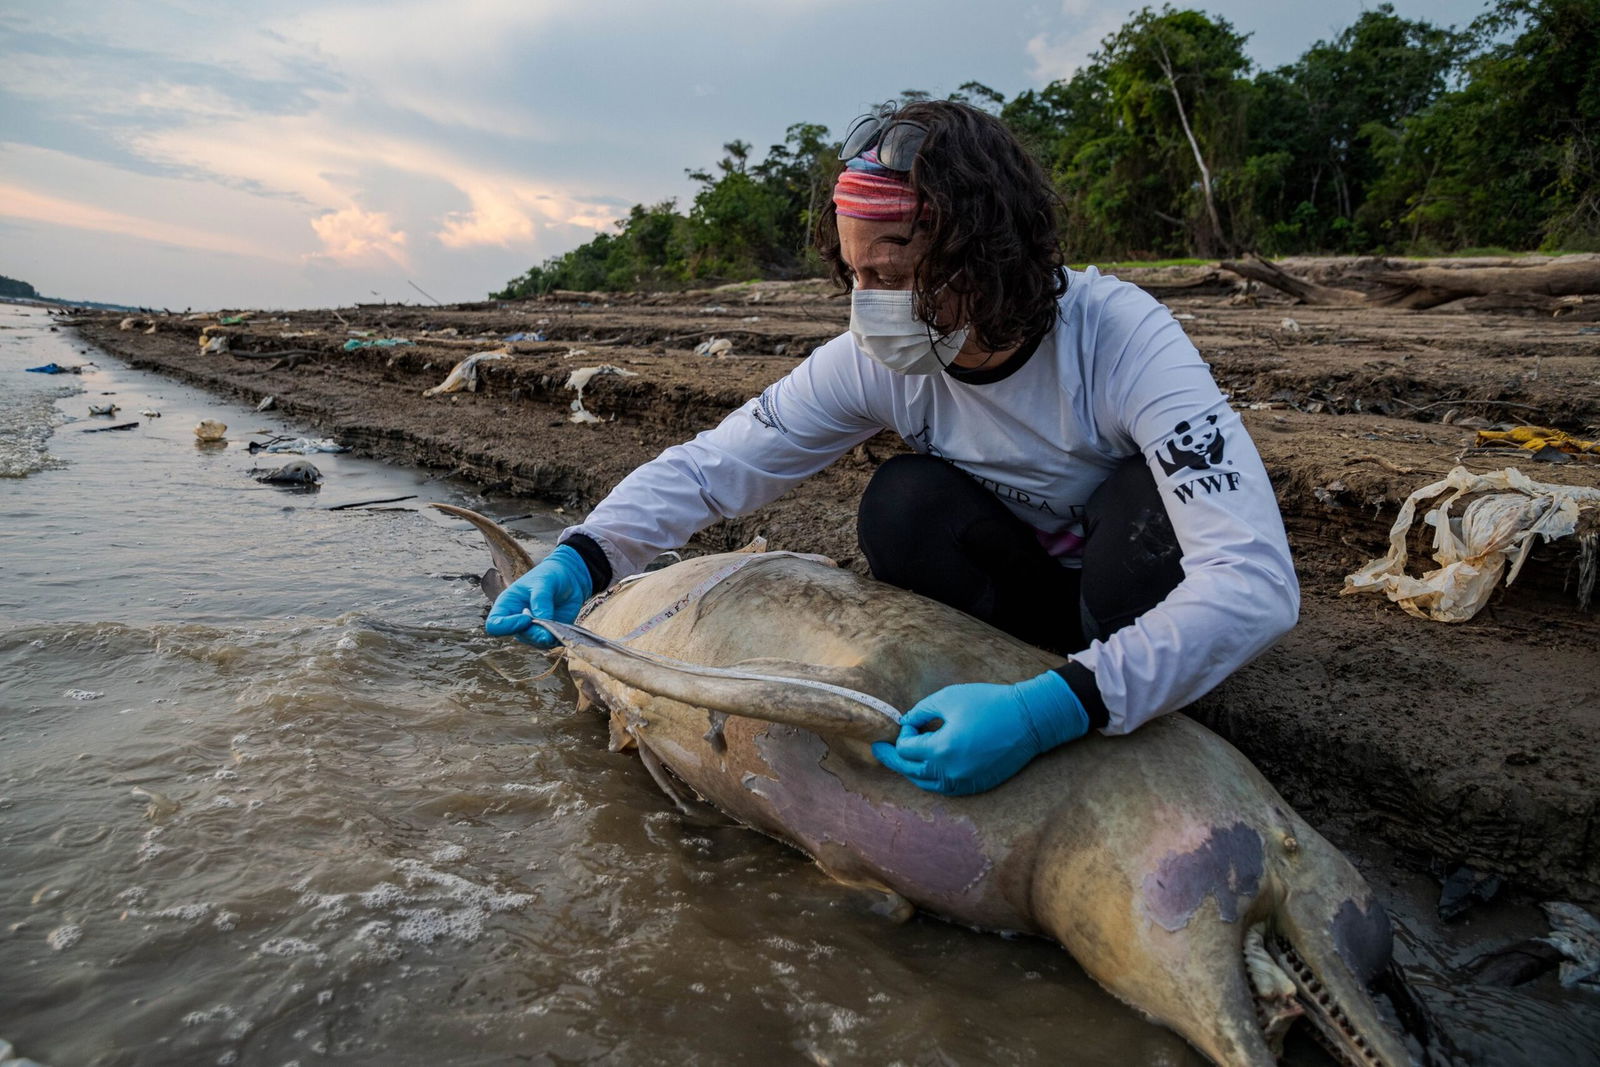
[201, 334, 229, 355]
[194, 420, 227, 441]
[1279, 318, 1302, 333]
[25, 363, 80, 374]
[504, 331, 545, 343]
[248, 437, 348, 455]
[218, 314, 248, 325]
[422, 351, 508, 397]
[1438, 864, 1501, 921]
[1476, 426, 1600, 457]
[256, 395, 276, 412]
[342, 337, 413, 351]
[1540, 902, 1600, 990]
[255, 460, 322, 486]
[140, 409, 161, 418]
[694, 337, 734, 358]
[1343, 466, 1600, 621]
[88, 403, 119, 416]
[565, 364, 638, 424]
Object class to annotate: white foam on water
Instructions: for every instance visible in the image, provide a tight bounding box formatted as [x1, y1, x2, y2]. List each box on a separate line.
[46, 923, 81, 950]
[64, 689, 103, 701]
[429, 844, 467, 864]
[149, 903, 212, 922]
[182, 1005, 237, 1027]
[115, 886, 148, 905]
[214, 911, 238, 932]
[258, 937, 321, 958]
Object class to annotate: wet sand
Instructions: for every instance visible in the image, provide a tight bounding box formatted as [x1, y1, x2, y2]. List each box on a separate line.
[65, 265, 1600, 909]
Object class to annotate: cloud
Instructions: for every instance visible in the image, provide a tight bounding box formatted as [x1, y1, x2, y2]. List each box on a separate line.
[308, 205, 409, 265]
[1024, 0, 1133, 82]
[0, 183, 281, 260]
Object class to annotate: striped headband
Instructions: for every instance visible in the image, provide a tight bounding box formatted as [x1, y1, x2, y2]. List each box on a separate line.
[833, 146, 926, 222]
[833, 169, 923, 221]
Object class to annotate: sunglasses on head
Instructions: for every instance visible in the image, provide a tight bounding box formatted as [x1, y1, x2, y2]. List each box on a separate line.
[838, 112, 929, 172]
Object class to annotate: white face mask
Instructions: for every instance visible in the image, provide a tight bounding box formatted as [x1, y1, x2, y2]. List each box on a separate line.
[849, 289, 968, 375]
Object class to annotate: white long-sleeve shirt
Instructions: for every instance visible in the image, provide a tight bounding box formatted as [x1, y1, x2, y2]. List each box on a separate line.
[563, 267, 1299, 733]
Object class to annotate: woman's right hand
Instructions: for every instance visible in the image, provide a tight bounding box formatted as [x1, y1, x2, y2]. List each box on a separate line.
[484, 544, 594, 648]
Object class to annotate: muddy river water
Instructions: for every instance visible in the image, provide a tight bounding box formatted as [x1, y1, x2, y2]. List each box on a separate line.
[1, 303, 1595, 1066]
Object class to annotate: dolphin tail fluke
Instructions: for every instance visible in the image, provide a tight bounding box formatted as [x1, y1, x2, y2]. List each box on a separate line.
[432, 503, 535, 592]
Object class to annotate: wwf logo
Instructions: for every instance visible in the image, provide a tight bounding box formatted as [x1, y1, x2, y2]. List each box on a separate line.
[1156, 414, 1225, 475]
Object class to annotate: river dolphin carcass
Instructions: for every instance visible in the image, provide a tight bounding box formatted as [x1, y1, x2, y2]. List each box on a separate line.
[439, 503, 1414, 1067]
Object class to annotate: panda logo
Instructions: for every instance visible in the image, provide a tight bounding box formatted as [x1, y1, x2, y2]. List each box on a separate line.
[1156, 414, 1225, 475]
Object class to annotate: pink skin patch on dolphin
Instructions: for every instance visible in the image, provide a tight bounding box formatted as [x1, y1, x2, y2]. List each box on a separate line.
[1141, 822, 1264, 931]
[747, 727, 992, 900]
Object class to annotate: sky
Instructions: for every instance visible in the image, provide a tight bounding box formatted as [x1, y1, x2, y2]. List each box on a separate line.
[1, 0, 1492, 309]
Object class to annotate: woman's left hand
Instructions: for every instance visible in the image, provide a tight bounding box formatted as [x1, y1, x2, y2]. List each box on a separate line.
[871, 671, 1090, 795]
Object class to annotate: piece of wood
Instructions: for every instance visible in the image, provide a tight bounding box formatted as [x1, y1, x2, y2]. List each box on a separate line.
[1218, 256, 1367, 306]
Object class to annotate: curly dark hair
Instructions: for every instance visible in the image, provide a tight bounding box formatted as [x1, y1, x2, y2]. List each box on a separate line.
[814, 100, 1069, 353]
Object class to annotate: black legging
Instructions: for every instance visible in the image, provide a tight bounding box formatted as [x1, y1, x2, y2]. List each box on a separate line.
[857, 453, 1183, 658]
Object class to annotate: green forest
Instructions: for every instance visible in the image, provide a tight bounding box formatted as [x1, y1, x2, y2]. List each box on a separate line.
[492, 0, 1598, 298]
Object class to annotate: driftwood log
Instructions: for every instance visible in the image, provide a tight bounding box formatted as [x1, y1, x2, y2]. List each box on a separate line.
[1219, 255, 1600, 314]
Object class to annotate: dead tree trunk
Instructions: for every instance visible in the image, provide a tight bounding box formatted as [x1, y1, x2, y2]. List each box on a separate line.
[1154, 38, 1226, 258]
[1217, 255, 1600, 313]
[1217, 255, 1367, 305]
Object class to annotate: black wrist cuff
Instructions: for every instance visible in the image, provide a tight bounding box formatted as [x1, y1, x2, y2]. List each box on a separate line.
[1053, 662, 1108, 731]
[559, 533, 613, 593]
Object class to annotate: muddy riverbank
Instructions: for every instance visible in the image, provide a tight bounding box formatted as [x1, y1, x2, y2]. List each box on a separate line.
[66, 265, 1600, 908]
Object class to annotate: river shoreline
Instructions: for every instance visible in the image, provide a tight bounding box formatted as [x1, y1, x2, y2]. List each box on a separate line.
[64, 273, 1600, 908]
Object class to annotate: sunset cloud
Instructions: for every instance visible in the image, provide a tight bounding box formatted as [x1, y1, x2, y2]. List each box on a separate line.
[309, 206, 409, 265]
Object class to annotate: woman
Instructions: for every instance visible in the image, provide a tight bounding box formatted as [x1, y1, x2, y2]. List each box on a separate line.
[486, 100, 1298, 796]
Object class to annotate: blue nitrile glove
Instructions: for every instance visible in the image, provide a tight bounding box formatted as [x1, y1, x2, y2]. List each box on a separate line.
[484, 544, 593, 648]
[872, 671, 1090, 795]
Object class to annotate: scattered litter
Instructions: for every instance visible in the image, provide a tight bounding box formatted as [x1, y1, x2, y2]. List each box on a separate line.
[1578, 326, 1600, 335]
[194, 420, 227, 442]
[88, 403, 120, 417]
[343, 338, 413, 351]
[119, 317, 148, 331]
[144, 321, 158, 334]
[422, 351, 509, 397]
[254, 460, 322, 487]
[25, 363, 83, 375]
[201, 334, 229, 355]
[82, 422, 139, 433]
[1279, 318, 1301, 333]
[256, 396, 276, 412]
[1174, 313, 1196, 321]
[347, 328, 374, 338]
[504, 331, 545, 343]
[700, 306, 727, 314]
[1438, 864, 1501, 921]
[694, 337, 734, 358]
[218, 315, 248, 325]
[140, 409, 161, 418]
[741, 316, 762, 323]
[565, 364, 638, 424]
[248, 436, 347, 455]
[563, 347, 589, 360]
[1343, 466, 1600, 621]
[1540, 901, 1600, 990]
[1475, 426, 1599, 457]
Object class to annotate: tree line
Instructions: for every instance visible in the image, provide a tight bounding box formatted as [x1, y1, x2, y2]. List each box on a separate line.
[492, 0, 1598, 298]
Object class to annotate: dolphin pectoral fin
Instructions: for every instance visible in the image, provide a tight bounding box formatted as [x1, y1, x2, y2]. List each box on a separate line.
[538, 620, 901, 742]
[432, 503, 535, 587]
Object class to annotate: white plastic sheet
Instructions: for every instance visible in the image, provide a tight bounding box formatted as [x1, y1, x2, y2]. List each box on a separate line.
[1342, 466, 1600, 621]
[564, 364, 638, 425]
[421, 351, 508, 398]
